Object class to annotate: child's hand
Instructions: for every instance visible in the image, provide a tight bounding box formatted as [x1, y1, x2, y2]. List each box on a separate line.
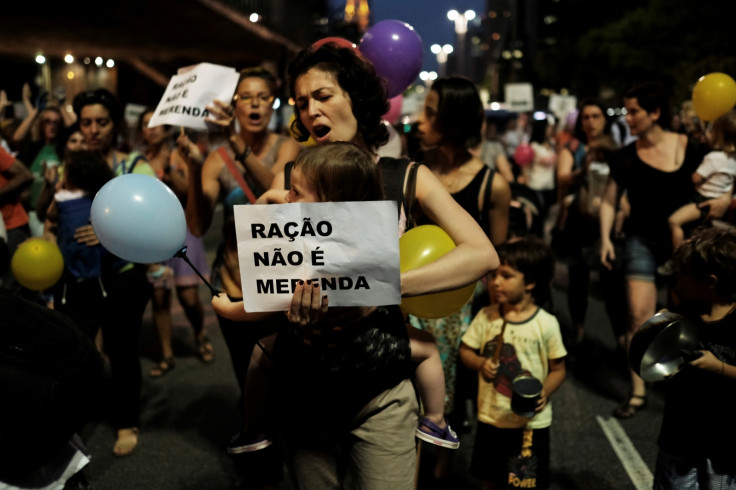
[212, 292, 236, 317]
[690, 350, 723, 374]
[286, 280, 328, 327]
[481, 358, 499, 382]
[256, 189, 288, 205]
[535, 388, 548, 413]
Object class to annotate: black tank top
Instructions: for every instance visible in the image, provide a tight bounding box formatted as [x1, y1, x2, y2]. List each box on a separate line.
[417, 165, 494, 235]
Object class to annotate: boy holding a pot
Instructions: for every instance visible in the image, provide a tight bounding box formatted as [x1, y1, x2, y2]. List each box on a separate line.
[653, 226, 736, 489]
[460, 236, 567, 489]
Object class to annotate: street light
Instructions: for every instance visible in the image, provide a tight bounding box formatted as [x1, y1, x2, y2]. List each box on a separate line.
[419, 71, 438, 87]
[447, 9, 475, 35]
[447, 9, 475, 77]
[430, 43, 453, 78]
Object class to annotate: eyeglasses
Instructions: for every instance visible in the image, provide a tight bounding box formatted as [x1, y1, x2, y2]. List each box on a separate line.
[234, 94, 275, 106]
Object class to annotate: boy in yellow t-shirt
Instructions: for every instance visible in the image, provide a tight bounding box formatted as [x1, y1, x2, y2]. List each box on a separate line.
[461, 237, 567, 489]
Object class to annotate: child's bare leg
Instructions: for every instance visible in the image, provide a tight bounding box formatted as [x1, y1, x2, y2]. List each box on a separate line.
[668, 203, 701, 249]
[407, 325, 447, 428]
[242, 333, 276, 438]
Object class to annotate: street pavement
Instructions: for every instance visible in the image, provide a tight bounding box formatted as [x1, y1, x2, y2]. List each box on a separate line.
[77, 207, 668, 490]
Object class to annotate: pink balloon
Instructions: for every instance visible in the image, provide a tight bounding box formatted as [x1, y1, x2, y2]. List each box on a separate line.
[514, 143, 535, 167]
[383, 95, 403, 124]
[312, 37, 358, 52]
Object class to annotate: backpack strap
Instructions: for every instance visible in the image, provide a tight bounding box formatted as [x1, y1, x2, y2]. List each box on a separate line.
[377, 157, 412, 219]
[218, 147, 257, 204]
[477, 167, 494, 235]
[126, 150, 154, 175]
[403, 162, 419, 231]
[284, 161, 294, 190]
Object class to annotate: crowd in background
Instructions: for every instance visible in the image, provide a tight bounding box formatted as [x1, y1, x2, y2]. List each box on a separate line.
[2, 46, 736, 490]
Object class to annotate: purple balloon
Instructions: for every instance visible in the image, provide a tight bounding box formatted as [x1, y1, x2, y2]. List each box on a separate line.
[359, 20, 424, 98]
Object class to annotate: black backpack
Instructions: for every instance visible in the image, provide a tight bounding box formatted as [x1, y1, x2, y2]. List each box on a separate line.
[0, 289, 104, 480]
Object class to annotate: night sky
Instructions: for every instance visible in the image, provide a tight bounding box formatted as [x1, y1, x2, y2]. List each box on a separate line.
[370, 0, 486, 74]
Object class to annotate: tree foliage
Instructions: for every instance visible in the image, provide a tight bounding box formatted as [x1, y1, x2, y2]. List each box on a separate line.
[533, 0, 736, 107]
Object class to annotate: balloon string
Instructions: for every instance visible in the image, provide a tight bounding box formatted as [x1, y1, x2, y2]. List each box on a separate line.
[492, 308, 507, 364]
[174, 249, 274, 362]
[174, 248, 220, 297]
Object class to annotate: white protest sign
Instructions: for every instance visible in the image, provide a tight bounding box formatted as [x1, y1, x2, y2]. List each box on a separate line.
[234, 201, 400, 312]
[504, 82, 534, 112]
[147, 63, 240, 130]
[548, 94, 577, 121]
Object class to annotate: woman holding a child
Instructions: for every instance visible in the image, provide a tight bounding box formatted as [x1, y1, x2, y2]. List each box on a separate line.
[208, 43, 498, 489]
[599, 82, 717, 419]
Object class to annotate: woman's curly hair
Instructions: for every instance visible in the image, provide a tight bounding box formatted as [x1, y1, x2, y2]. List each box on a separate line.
[287, 43, 389, 152]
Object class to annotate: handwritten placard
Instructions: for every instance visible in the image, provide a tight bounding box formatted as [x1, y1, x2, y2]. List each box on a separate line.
[147, 63, 239, 130]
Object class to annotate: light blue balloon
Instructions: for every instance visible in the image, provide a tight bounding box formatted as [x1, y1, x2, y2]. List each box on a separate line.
[91, 173, 186, 263]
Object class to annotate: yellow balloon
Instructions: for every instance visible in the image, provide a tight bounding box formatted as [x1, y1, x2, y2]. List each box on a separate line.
[692, 72, 736, 122]
[399, 225, 476, 319]
[11, 238, 64, 291]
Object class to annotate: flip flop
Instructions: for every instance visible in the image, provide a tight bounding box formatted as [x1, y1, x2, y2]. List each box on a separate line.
[149, 357, 175, 378]
[113, 427, 139, 457]
[613, 393, 647, 419]
[197, 335, 215, 363]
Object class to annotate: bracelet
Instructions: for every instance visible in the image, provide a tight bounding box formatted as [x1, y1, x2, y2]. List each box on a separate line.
[236, 146, 251, 163]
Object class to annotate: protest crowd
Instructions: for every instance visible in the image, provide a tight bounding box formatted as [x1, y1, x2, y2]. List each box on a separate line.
[2, 35, 736, 490]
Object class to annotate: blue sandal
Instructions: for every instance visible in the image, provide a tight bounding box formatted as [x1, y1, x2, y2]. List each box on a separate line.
[416, 417, 460, 449]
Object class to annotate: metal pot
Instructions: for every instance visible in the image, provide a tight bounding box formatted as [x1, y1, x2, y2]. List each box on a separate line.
[629, 309, 701, 382]
[511, 375, 543, 418]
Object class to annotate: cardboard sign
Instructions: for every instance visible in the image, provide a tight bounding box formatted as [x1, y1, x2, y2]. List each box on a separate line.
[234, 201, 400, 312]
[147, 63, 240, 130]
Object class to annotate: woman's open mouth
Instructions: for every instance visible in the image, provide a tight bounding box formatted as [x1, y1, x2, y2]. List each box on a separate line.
[313, 125, 331, 140]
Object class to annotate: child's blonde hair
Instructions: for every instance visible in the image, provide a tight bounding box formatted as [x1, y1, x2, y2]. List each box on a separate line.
[709, 110, 736, 153]
[292, 142, 384, 202]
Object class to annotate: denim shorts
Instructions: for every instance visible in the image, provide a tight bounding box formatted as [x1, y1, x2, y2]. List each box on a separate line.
[624, 235, 670, 282]
[653, 449, 736, 490]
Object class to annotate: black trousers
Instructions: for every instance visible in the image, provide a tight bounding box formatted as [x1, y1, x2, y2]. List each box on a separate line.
[54, 267, 151, 429]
